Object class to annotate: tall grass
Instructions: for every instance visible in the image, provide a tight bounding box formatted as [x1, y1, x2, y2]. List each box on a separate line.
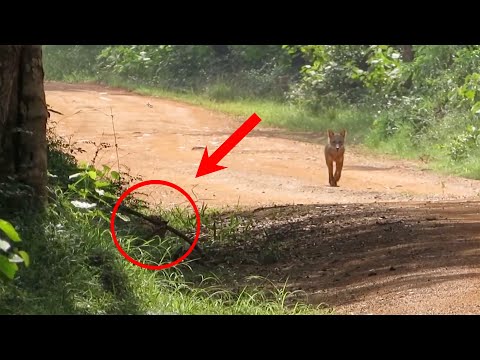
[365, 107, 480, 179]
[0, 196, 321, 314]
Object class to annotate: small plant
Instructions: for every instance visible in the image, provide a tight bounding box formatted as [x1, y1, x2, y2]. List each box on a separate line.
[205, 82, 237, 102]
[447, 125, 480, 161]
[457, 73, 480, 106]
[0, 219, 29, 281]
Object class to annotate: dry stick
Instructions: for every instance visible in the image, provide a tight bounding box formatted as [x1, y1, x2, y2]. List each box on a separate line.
[116, 203, 204, 256]
[165, 224, 203, 255]
[110, 107, 121, 174]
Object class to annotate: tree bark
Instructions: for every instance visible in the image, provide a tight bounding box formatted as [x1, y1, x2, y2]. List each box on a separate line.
[0, 45, 48, 209]
[210, 45, 230, 58]
[400, 45, 414, 62]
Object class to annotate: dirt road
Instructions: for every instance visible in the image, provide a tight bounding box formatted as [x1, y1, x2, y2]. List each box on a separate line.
[46, 82, 480, 208]
[46, 82, 480, 314]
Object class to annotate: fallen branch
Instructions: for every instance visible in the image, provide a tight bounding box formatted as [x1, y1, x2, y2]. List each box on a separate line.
[115, 202, 204, 256]
[79, 192, 203, 255]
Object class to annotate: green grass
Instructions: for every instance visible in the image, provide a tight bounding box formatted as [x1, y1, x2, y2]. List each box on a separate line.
[0, 200, 321, 314]
[0, 196, 324, 315]
[364, 109, 480, 180]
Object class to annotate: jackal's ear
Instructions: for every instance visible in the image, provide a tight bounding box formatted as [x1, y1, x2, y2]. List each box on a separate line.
[327, 129, 335, 139]
[340, 129, 347, 138]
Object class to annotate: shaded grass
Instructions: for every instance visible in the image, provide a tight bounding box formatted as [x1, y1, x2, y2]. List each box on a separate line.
[0, 192, 324, 314]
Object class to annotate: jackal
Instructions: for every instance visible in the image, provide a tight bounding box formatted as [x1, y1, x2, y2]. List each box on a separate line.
[324, 129, 346, 187]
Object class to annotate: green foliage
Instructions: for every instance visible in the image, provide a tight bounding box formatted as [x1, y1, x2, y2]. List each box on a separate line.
[44, 45, 293, 100]
[446, 125, 480, 161]
[362, 45, 480, 179]
[205, 81, 237, 102]
[410, 45, 462, 84]
[369, 95, 435, 142]
[350, 45, 404, 93]
[287, 45, 369, 110]
[0, 219, 29, 281]
[457, 73, 480, 114]
[43, 45, 106, 81]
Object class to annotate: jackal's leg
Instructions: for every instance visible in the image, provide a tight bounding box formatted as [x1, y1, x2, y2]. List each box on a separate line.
[334, 157, 344, 184]
[326, 157, 336, 186]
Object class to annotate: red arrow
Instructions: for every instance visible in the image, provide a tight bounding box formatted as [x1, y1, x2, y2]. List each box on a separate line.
[195, 113, 262, 178]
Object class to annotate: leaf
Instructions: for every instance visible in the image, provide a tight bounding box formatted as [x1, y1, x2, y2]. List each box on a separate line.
[95, 180, 110, 188]
[465, 90, 475, 101]
[95, 188, 105, 196]
[117, 213, 131, 222]
[9, 254, 24, 263]
[78, 188, 89, 197]
[88, 170, 97, 180]
[95, 211, 111, 222]
[71, 200, 97, 209]
[69, 172, 83, 180]
[0, 239, 11, 252]
[102, 191, 118, 199]
[18, 251, 30, 267]
[0, 255, 18, 280]
[110, 171, 120, 180]
[0, 219, 21, 242]
[471, 102, 480, 114]
[78, 161, 89, 169]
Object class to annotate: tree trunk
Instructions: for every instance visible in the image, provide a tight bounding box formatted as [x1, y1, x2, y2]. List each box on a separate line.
[0, 45, 48, 209]
[400, 45, 414, 62]
[210, 45, 230, 58]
